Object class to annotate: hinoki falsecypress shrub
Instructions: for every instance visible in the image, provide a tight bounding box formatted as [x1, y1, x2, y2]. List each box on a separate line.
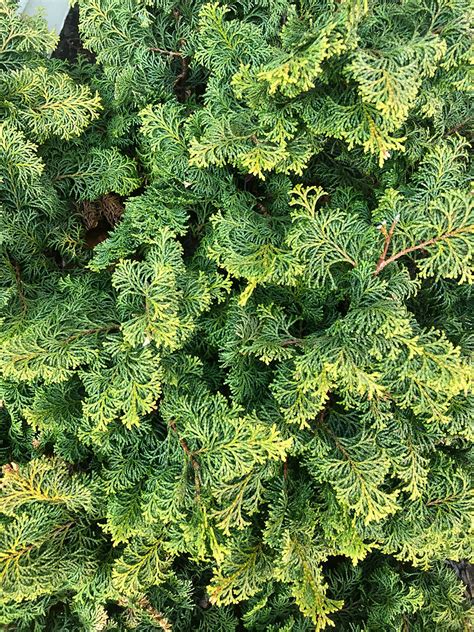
[0, 0, 473, 629]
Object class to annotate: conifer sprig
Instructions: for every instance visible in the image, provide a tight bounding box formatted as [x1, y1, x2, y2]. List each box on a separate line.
[0, 0, 472, 629]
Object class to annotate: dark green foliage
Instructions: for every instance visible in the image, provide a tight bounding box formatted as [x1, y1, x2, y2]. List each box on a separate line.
[0, 0, 473, 629]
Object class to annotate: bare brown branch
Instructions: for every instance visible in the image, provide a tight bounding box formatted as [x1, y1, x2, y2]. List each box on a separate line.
[149, 46, 183, 57]
[374, 226, 470, 275]
[375, 216, 399, 274]
[281, 337, 304, 347]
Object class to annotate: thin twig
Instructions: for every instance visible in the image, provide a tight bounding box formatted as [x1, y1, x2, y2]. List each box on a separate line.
[149, 46, 183, 57]
[444, 118, 472, 137]
[374, 226, 471, 275]
[118, 597, 172, 632]
[168, 420, 201, 496]
[62, 324, 120, 345]
[281, 337, 304, 347]
[374, 216, 399, 275]
[316, 407, 329, 425]
[150, 43, 189, 97]
[138, 597, 173, 632]
[9, 258, 27, 313]
[174, 54, 189, 87]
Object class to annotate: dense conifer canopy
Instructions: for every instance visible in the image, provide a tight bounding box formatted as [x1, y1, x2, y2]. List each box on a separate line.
[0, 0, 472, 629]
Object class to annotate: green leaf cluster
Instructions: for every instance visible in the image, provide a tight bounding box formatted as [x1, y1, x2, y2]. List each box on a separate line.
[0, 0, 472, 630]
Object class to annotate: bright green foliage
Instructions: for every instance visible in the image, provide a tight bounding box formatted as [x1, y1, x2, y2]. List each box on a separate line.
[1, 65, 101, 141]
[50, 146, 140, 201]
[0, 0, 473, 630]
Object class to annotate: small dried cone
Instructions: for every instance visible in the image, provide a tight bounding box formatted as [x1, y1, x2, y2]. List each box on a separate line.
[3, 462, 19, 474]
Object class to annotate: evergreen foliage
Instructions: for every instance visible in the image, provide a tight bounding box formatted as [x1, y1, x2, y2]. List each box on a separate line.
[0, 0, 473, 629]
